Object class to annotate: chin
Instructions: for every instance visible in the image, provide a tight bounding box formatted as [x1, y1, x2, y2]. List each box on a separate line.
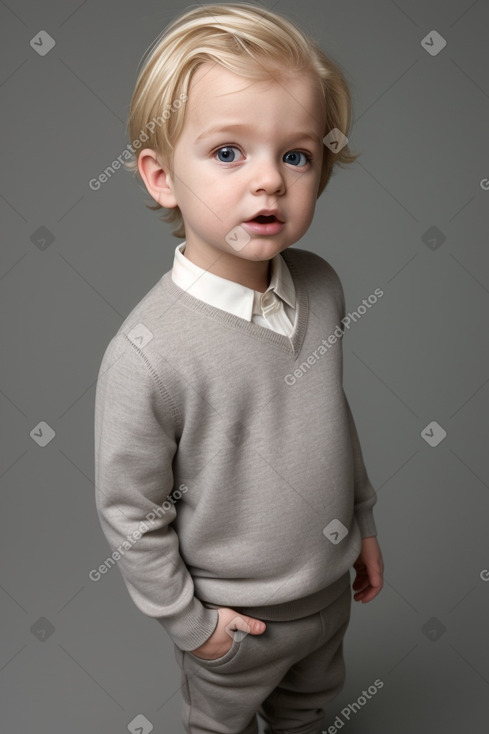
[239, 239, 289, 260]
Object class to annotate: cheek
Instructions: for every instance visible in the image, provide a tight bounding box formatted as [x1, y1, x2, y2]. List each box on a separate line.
[198, 171, 238, 213]
[189, 163, 229, 196]
[294, 193, 317, 229]
[294, 186, 316, 212]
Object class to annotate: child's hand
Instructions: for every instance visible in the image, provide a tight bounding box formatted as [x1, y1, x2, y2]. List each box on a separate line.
[352, 536, 384, 603]
[189, 607, 266, 660]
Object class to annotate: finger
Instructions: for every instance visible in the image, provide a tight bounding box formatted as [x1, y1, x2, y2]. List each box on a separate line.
[245, 615, 266, 634]
[353, 578, 369, 594]
[224, 614, 265, 639]
[357, 586, 381, 603]
[353, 587, 369, 601]
[357, 577, 383, 602]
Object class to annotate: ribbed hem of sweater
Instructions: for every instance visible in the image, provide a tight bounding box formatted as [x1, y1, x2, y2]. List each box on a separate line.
[201, 572, 351, 622]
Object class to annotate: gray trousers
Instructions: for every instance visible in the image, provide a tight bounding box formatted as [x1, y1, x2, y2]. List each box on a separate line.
[173, 584, 352, 734]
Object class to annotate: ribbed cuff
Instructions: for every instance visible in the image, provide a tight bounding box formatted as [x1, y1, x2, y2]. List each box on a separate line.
[154, 595, 219, 651]
[355, 508, 377, 538]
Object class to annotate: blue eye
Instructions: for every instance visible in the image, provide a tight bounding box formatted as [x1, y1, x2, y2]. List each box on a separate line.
[284, 151, 311, 166]
[215, 146, 243, 163]
[213, 146, 312, 166]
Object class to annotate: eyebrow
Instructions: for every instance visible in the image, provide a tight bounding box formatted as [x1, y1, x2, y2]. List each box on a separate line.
[195, 123, 321, 146]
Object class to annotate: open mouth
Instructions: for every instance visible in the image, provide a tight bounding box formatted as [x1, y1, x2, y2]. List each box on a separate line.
[242, 214, 285, 234]
[251, 215, 279, 223]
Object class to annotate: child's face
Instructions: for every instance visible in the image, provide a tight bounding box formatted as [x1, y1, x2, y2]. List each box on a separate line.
[158, 62, 326, 262]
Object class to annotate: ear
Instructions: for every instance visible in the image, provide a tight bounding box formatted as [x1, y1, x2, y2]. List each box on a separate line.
[137, 148, 178, 209]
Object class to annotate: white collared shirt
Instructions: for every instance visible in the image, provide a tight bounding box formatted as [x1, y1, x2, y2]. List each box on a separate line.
[170, 241, 297, 337]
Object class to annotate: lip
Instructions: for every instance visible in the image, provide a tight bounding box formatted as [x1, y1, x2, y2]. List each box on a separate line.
[242, 219, 285, 235]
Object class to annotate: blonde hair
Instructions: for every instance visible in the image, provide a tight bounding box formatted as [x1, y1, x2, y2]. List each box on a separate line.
[125, 2, 360, 239]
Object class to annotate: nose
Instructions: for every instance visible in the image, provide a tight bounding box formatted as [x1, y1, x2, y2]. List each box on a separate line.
[249, 155, 286, 196]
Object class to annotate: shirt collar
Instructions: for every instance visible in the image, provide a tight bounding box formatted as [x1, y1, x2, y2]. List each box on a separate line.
[171, 241, 296, 321]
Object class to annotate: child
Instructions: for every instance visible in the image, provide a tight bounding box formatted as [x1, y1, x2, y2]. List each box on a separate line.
[94, 3, 383, 733]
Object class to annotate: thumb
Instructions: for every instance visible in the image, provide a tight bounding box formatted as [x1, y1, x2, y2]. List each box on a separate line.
[224, 613, 266, 639]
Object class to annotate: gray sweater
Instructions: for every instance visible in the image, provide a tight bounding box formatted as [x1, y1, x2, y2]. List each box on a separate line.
[94, 246, 378, 651]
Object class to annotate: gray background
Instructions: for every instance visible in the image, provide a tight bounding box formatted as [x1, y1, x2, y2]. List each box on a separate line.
[1, 0, 488, 732]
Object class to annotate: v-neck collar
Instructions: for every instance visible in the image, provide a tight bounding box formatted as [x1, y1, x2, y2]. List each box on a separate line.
[161, 249, 309, 359]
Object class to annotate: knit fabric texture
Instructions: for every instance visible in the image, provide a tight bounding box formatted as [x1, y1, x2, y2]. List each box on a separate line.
[94, 246, 377, 651]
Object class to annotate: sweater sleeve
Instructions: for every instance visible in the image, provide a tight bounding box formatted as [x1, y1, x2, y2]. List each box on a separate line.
[328, 260, 378, 538]
[94, 333, 219, 651]
[343, 390, 378, 538]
